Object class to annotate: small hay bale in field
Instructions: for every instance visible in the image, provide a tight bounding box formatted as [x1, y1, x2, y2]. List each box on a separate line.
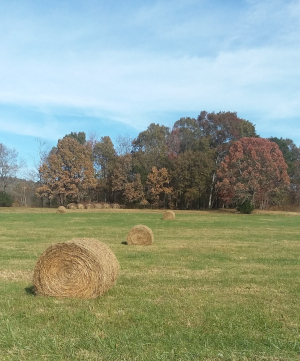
[112, 203, 120, 209]
[67, 203, 77, 210]
[77, 203, 85, 209]
[163, 210, 175, 220]
[102, 203, 111, 209]
[56, 206, 67, 214]
[33, 238, 120, 299]
[126, 225, 153, 245]
[85, 203, 94, 209]
[94, 203, 103, 209]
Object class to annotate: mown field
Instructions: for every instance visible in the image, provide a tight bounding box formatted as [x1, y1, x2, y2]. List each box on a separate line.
[0, 207, 300, 361]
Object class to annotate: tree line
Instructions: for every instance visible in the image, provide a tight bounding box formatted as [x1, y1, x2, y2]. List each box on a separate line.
[2, 111, 300, 210]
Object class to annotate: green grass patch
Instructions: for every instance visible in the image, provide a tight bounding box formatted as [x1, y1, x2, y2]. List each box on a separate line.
[0, 208, 300, 360]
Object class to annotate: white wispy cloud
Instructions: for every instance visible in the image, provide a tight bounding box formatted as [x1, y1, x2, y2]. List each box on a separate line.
[0, 0, 299, 141]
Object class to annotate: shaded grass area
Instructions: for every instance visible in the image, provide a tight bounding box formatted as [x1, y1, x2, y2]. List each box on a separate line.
[0, 208, 300, 360]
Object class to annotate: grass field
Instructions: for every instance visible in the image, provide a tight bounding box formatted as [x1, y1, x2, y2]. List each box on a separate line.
[0, 207, 300, 361]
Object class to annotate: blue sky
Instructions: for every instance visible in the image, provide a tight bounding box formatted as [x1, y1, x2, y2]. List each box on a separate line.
[0, 0, 299, 174]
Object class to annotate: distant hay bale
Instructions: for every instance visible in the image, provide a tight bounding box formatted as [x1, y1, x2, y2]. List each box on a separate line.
[94, 203, 103, 209]
[56, 206, 67, 214]
[127, 225, 153, 245]
[112, 203, 120, 209]
[85, 203, 94, 209]
[77, 203, 85, 209]
[67, 203, 77, 210]
[102, 203, 111, 209]
[33, 238, 120, 299]
[163, 210, 175, 220]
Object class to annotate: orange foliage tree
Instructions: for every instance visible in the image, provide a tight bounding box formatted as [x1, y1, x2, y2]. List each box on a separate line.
[36, 137, 96, 206]
[146, 166, 172, 207]
[216, 138, 290, 208]
[123, 173, 145, 204]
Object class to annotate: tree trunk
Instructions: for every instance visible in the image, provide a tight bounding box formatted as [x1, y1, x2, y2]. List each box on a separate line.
[208, 172, 216, 209]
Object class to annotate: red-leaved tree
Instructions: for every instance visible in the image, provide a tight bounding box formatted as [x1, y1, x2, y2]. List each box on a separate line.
[216, 137, 290, 209]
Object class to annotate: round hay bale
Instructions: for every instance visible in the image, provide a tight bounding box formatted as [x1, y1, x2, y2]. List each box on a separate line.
[163, 210, 175, 220]
[33, 238, 120, 299]
[85, 203, 94, 209]
[126, 225, 153, 245]
[77, 203, 85, 209]
[94, 203, 103, 209]
[102, 203, 111, 209]
[112, 203, 120, 209]
[56, 206, 67, 214]
[67, 203, 77, 210]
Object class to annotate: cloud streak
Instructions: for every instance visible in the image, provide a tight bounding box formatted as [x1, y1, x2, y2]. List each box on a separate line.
[0, 0, 299, 142]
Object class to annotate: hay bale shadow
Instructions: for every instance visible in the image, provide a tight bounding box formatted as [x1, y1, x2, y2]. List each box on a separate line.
[25, 285, 35, 295]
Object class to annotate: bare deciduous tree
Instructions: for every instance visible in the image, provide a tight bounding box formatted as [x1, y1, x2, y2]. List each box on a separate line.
[0, 143, 19, 191]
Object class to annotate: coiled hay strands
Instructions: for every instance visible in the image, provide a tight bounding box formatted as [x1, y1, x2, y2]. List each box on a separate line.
[85, 203, 94, 209]
[67, 203, 77, 210]
[163, 210, 175, 220]
[102, 203, 111, 209]
[126, 225, 153, 245]
[33, 238, 120, 299]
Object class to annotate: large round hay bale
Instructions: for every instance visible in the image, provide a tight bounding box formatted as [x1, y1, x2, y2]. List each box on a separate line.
[67, 203, 77, 210]
[163, 210, 175, 220]
[94, 203, 103, 209]
[85, 203, 94, 209]
[126, 225, 153, 245]
[112, 203, 120, 209]
[33, 238, 120, 299]
[56, 206, 67, 214]
[77, 203, 85, 209]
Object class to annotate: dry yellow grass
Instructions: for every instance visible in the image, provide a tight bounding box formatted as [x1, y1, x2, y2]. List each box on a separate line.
[0, 270, 33, 282]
